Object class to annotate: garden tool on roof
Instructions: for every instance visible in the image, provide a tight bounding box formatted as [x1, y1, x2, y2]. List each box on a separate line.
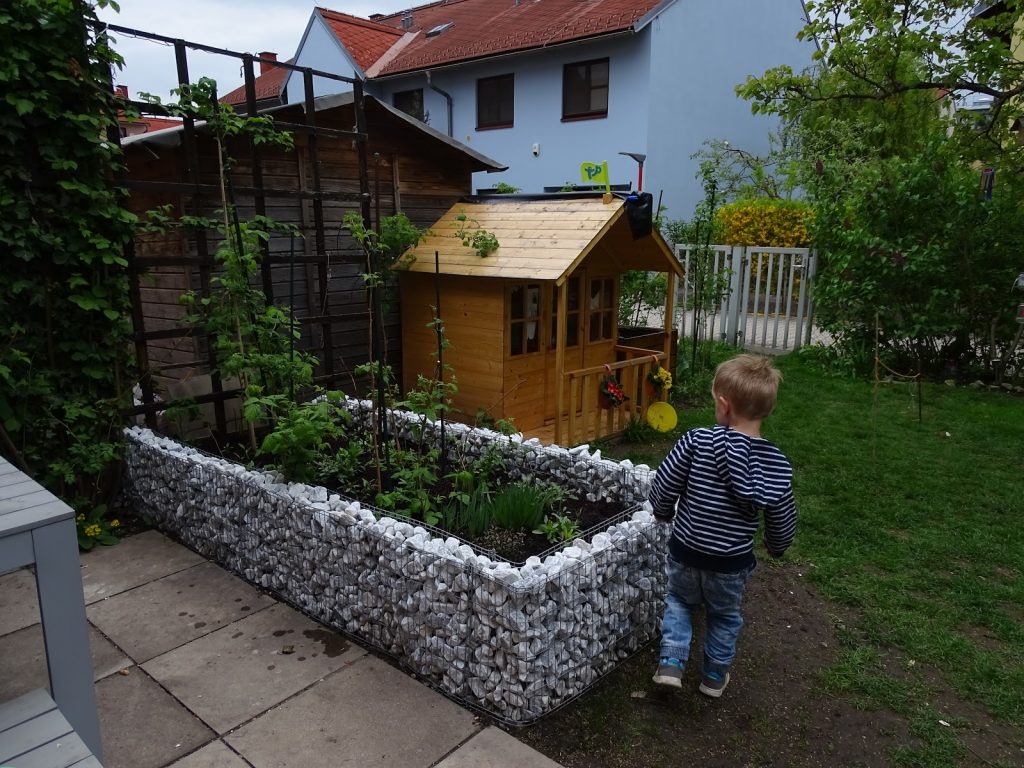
[617, 152, 653, 240]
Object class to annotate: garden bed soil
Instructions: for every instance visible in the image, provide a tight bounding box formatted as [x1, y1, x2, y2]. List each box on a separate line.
[191, 433, 623, 562]
[514, 562, 1024, 767]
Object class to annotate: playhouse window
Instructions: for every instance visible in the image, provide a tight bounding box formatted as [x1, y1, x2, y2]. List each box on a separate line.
[509, 283, 541, 356]
[588, 277, 614, 342]
[551, 277, 580, 348]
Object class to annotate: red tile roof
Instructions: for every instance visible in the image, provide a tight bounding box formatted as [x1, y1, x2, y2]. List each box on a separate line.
[323, 0, 667, 77]
[317, 8, 406, 72]
[220, 59, 294, 106]
[139, 115, 184, 132]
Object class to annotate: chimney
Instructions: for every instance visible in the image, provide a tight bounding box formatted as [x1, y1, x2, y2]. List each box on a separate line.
[257, 51, 278, 75]
[401, 11, 413, 30]
[115, 85, 129, 99]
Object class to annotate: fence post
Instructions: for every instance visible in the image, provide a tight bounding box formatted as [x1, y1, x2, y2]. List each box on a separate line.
[804, 250, 818, 346]
[724, 246, 744, 346]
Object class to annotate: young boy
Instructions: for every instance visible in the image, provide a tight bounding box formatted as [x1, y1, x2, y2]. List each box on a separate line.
[648, 354, 795, 697]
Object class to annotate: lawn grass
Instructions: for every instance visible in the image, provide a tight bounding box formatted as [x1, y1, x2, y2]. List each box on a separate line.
[602, 347, 1024, 765]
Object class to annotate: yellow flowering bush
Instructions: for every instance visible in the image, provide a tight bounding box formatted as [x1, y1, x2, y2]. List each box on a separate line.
[716, 199, 813, 247]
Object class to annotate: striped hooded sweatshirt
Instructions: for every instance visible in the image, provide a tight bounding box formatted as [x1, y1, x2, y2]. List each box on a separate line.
[649, 425, 796, 573]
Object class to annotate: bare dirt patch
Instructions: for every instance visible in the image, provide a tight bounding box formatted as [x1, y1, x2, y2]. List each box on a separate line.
[510, 562, 1023, 767]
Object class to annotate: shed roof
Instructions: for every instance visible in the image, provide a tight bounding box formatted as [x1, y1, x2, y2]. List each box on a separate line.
[120, 93, 506, 173]
[401, 195, 682, 284]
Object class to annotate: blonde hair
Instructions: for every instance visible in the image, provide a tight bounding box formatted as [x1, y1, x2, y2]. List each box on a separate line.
[713, 354, 782, 420]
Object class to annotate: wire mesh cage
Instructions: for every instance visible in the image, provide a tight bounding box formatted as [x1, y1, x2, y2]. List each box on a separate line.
[122, 407, 666, 723]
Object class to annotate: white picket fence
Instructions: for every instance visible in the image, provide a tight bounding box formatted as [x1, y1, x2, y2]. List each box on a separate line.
[675, 244, 820, 353]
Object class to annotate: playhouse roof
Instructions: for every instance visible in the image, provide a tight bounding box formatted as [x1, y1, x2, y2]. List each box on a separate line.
[401, 195, 682, 283]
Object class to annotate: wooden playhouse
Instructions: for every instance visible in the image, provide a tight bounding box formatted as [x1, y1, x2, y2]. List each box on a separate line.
[398, 195, 683, 446]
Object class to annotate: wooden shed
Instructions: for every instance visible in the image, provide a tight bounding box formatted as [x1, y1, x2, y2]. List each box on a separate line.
[121, 93, 504, 431]
[398, 195, 683, 446]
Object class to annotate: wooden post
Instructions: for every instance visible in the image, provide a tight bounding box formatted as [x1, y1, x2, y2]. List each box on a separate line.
[554, 279, 568, 445]
[664, 271, 677, 362]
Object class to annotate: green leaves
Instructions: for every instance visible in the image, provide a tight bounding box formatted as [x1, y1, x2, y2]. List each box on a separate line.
[1, 0, 135, 539]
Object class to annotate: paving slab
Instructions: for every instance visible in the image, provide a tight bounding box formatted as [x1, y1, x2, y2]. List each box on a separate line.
[0, 622, 130, 701]
[434, 726, 565, 768]
[226, 657, 477, 768]
[142, 603, 365, 734]
[88, 561, 275, 662]
[0, 567, 40, 635]
[96, 667, 215, 768]
[80, 530, 205, 604]
[166, 739, 252, 768]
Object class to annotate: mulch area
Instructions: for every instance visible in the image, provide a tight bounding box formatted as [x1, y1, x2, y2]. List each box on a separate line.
[512, 562, 1023, 768]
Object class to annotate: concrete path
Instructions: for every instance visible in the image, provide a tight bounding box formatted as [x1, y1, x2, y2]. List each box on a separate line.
[0, 530, 565, 768]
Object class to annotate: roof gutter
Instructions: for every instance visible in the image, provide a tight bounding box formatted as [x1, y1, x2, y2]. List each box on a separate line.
[425, 70, 454, 137]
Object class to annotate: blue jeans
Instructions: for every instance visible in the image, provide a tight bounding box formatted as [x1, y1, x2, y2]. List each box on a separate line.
[659, 556, 755, 676]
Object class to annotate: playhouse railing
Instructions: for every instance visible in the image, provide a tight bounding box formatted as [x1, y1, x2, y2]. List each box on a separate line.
[559, 347, 667, 446]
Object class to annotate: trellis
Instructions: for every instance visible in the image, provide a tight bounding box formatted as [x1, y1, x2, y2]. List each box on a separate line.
[102, 24, 374, 435]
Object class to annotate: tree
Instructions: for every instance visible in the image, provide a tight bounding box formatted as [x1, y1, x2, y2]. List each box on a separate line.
[736, 0, 1024, 377]
[739, 0, 1024, 172]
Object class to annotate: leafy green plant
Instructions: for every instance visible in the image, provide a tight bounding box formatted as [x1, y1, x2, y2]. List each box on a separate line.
[621, 417, 657, 444]
[313, 437, 373, 496]
[375, 445, 442, 524]
[618, 270, 667, 327]
[453, 210, 500, 258]
[534, 513, 581, 544]
[399, 372, 458, 422]
[76, 504, 120, 551]
[0, 0, 136, 542]
[178, 216, 315, 448]
[487, 482, 550, 532]
[259, 394, 348, 483]
[141, 79, 316, 451]
[443, 480, 494, 538]
[493, 182, 520, 194]
[474, 409, 518, 435]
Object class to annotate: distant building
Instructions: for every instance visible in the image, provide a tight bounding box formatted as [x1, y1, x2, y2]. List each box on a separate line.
[115, 85, 182, 136]
[222, 0, 813, 216]
[220, 52, 293, 111]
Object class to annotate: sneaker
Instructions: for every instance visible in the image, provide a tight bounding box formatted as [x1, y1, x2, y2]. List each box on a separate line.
[652, 658, 684, 688]
[699, 670, 730, 698]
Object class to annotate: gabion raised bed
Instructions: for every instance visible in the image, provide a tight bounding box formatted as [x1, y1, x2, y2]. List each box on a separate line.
[122, 401, 667, 723]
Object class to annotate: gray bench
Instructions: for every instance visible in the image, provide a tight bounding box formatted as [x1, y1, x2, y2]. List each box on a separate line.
[0, 689, 102, 767]
[0, 457, 103, 763]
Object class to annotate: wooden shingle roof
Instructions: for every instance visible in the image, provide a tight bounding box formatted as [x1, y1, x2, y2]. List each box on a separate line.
[400, 196, 681, 283]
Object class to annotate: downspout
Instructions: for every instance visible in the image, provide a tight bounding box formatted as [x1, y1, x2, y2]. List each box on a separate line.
[425, 70, 453, 137]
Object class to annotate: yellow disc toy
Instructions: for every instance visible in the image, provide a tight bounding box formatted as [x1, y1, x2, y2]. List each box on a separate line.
[645, 401, 678, 432]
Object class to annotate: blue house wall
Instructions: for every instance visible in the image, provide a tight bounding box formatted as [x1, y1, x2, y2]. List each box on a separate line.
[283, 14, 362, 104]
[279, 0, 812, 219]
[644, 0, 812, 218]
[372, 34, 651, 197]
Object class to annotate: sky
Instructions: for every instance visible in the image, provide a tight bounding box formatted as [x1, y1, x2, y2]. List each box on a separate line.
[96, 0, 413, 101]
